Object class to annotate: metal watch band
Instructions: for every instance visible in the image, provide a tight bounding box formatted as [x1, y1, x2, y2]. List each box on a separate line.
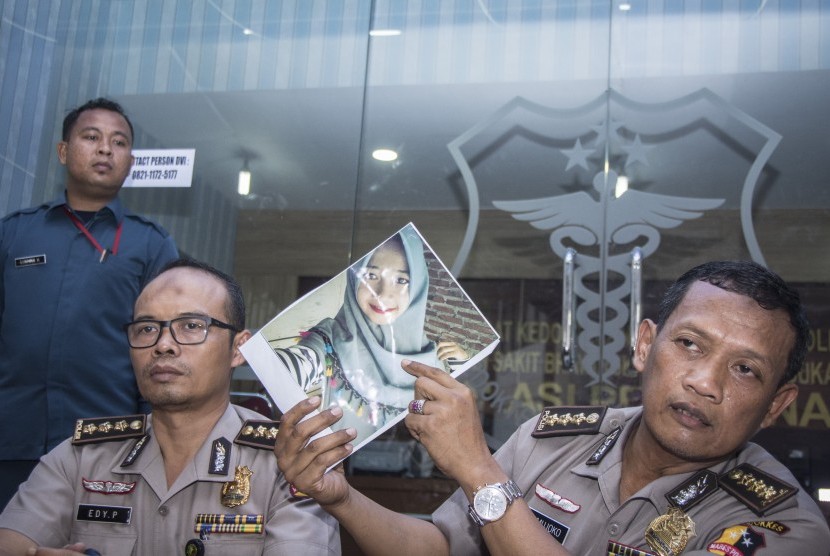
[467, 479, 524, 527]
[468, 506, 487, 527]
[501, 479, 523, 500]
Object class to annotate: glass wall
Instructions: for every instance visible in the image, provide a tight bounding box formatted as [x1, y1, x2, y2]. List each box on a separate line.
[2, 0, 829, 530]
[354, 0, 830, 503]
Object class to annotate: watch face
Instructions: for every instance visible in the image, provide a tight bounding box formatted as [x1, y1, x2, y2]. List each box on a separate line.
[473, 486, 509, 520]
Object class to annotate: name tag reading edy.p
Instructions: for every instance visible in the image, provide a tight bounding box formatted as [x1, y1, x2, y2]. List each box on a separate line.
[76, 504, 132, 524]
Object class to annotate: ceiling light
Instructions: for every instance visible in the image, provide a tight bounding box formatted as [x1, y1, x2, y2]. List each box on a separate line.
[238, 162, 251, 195]
[242, 28, 254, 36]
[615, 175, 629, 198]
[619, 2, 632, 11]
[369, 29, 401, 37]
[372, 149, 398, 162]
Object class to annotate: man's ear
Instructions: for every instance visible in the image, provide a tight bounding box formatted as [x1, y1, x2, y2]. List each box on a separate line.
[231, 329, 252, 368]
[57, 141, 68, 165]
[632, 319, 657, 374]
[760, 383, 798, 429]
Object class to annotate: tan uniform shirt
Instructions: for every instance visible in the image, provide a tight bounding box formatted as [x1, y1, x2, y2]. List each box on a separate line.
[0, 404, 340, 555]
[433, 406, 830, 555]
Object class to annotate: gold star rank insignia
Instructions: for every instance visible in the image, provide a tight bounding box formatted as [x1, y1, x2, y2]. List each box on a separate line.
[532, 406, 606, 438]
[234, 419, 280, 450]
[719, 463, 798, 516]
[72, 415, 146, 444]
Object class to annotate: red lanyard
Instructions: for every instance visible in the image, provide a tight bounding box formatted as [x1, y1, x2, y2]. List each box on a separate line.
[63, 206, 123, 262]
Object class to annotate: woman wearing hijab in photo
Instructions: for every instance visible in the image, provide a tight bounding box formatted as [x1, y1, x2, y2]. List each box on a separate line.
[272, 227, 468, 444]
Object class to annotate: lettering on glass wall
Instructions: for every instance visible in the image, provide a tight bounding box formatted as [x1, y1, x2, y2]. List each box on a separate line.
[460, 281, 830, 440]
[123, 148, 195, 188]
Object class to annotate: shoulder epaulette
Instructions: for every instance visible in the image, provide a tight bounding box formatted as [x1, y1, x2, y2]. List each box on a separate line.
[72, 414, 146, 445]
[718, 463, 798, 516]
[532, 406, 606, 438]
[123, 211, 173, 236]
[3, 203, 50, 221]
[234, 419, 280, 450]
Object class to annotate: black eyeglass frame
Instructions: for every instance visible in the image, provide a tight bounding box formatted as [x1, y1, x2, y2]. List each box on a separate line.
[123, 316, 239, 348]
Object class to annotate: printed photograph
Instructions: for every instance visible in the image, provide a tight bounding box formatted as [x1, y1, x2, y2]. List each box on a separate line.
[241, 222, 499, 454]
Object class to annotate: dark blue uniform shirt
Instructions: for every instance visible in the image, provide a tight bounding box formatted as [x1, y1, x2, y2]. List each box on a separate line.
[0, 193, 178, 459]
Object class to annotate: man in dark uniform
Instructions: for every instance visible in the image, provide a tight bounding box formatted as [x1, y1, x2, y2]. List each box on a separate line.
[0, 98, 178, 509]
[0, 259, 340, 555]
[275, 260, 830, 555]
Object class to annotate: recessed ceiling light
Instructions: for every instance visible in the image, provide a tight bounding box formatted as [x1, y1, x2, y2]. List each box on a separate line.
[238, 169, 251, 195]
[372, 149, 398, 162]
[242, 28, 254, 36]
[619, 2, 632, 11]
[369, 29, 401, 37]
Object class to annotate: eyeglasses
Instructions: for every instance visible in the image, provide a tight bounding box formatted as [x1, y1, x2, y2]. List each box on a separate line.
[123, 316, 238, 348]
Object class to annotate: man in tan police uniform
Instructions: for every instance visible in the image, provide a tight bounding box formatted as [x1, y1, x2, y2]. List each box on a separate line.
[0, 259, 340, 555]
[431, 404, 829, 554]
[274, 260, 830, 555]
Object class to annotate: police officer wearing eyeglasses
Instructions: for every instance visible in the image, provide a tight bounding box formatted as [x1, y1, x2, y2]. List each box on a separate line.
[0, 258, 340, 555]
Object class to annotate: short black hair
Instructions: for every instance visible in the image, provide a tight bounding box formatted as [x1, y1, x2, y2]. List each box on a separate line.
[62, 97, 134, 142]
[157, 258, 246, 332]
[657, 260, 808, 385]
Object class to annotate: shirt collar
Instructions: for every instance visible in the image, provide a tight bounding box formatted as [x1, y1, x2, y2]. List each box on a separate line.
[572, 406, 741, 514]
[109, 404, 242, 501]
[192, 404, 247, 483]
[46, 191, 125, 224]
[571, 405, 641, 480]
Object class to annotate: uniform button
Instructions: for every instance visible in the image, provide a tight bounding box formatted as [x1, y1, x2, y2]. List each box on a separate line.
[158, 506, 169, 516]
[185, 538, 205, 556]
[608, 522, 620, 535]
[609, 419, 620, 428]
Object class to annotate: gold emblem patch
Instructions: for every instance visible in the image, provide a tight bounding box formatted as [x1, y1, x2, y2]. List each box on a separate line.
[221, 465, 253, 508]
[645, 507, 695, 556]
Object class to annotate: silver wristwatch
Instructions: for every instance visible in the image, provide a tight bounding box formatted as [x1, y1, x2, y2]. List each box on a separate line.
[467, 479, 523, 526]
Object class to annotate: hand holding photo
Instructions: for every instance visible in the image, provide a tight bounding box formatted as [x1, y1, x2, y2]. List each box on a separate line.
[240, 223, 499, 456]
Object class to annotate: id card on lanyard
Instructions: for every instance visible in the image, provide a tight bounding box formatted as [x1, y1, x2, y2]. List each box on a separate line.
[63, 206, 122, 262]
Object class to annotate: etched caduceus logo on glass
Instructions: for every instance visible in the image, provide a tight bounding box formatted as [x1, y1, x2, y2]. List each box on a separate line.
[449, 89, 780, 389]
